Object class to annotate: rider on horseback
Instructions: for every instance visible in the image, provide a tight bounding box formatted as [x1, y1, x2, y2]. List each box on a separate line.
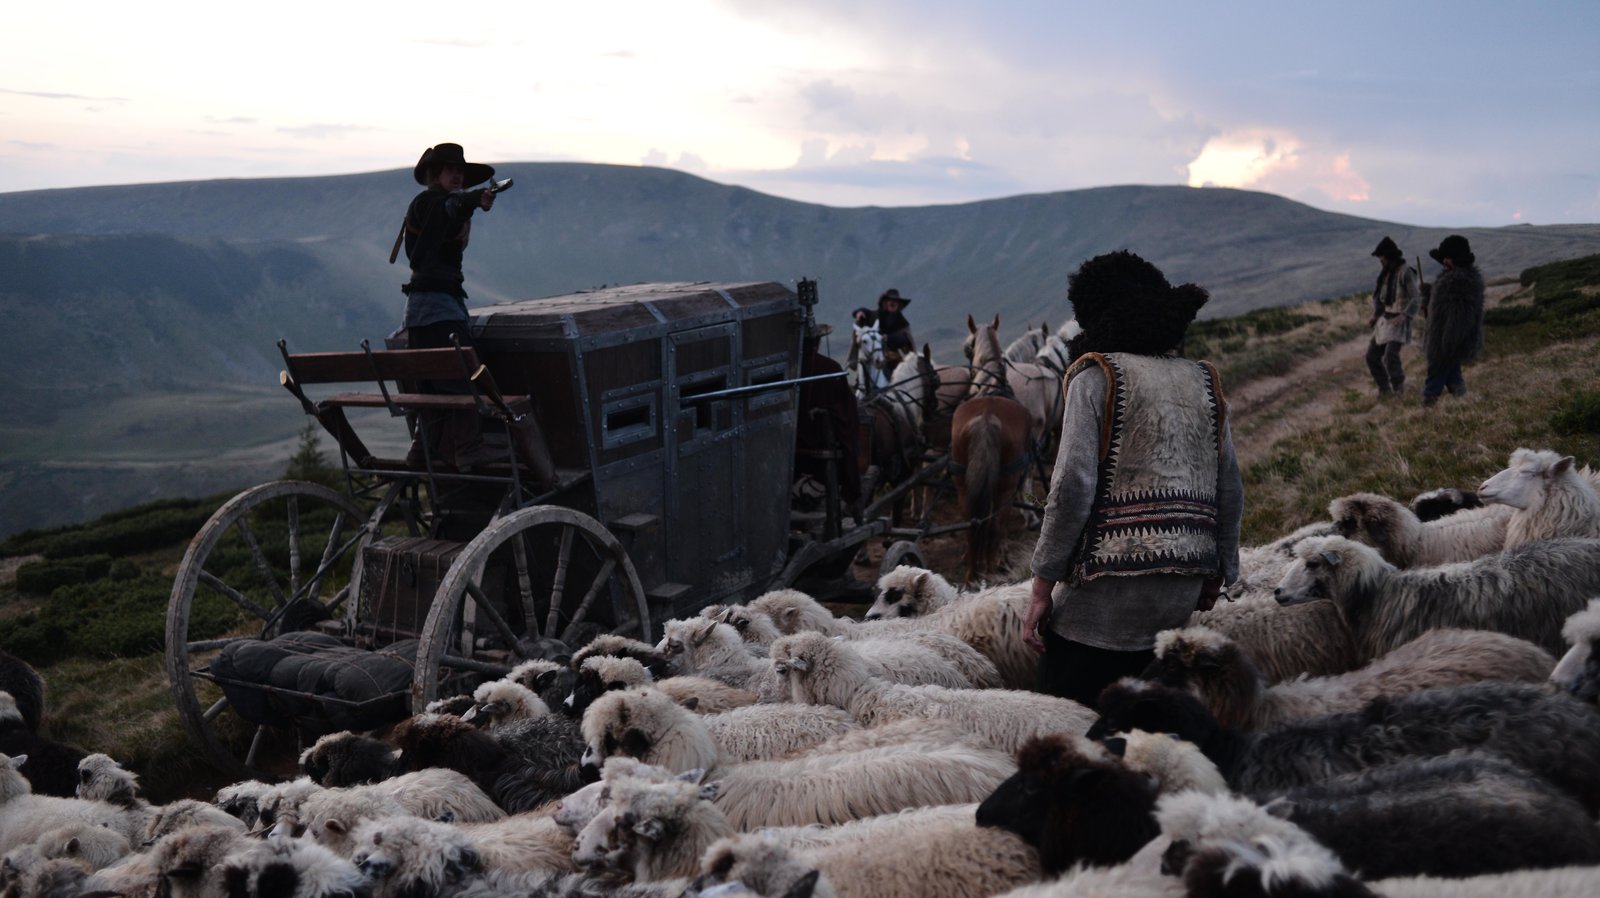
[876, 289, 915, 366]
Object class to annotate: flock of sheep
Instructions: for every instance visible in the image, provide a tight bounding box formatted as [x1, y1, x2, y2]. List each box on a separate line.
[1, 445, 1599, 898]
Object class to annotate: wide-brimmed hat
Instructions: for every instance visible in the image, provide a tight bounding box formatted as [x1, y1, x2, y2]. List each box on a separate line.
[878, 289, 912, 308]
[413, 143, 495, 187]
[1371, 236, 1402, 259]
[1428, 234, 1475, 267]
[805, 321, 834, 340]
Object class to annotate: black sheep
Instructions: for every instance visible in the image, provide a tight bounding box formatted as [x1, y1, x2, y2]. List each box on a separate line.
[0, 653, 44, 734]
[975, 733, 1159, 874]
[0, 691, 85, 797]
[389, 714, 574, 814]
[299, 731, 403, 787]
[1089, 679, 1600, 814]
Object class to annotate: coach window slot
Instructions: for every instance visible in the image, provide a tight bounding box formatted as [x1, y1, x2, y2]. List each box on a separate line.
[602, 395, 658, 449]
[681, 377, 729, 431]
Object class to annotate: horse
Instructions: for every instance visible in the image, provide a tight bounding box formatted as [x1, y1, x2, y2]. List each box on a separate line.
[966, 321, 1064, 448]
[849, 323, 891, 399]
[1004, 322, 1051, 363]
[950, 314, 1034, 585]
[1032, 318, 1081, 379]
[862, 345, 938, 518]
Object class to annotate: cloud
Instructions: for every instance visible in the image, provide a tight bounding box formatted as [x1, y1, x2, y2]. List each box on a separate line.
[1, 87, 128, 103]
[276, 123, 382, 140]
[204, 115, 258, 125]
[1186, 130, 1369, 204]
[8, 140, 58, 151]
[412, 37, 492, 49]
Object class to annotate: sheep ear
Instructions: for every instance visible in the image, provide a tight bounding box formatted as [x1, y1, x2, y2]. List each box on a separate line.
[632, 816, 666, 841]
[1262, 797, 1296, 819]
[680, 696, 701, 712]
[677, 768, 707, 784]
[783, 870, 822, 898]
[1319, 550, 1342, 567]
[65, 837, 82, 855]
[461, 705, 480, 722]
[1102, 736, 1128, 758]
[534, 670, 560, 690]
[1554, 455, 1576, 475]
[324, 819, 347, 836]
[913, 572, 929, 591]
[8, 755, 25, 769]
[698, 779, 723, 801]
[789, 656, 811, 673]
[690, 620, 718, 644]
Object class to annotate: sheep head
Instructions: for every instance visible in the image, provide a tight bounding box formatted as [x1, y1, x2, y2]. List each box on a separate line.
[568, 656, 651, 717]
[1108, 729, 1228, 796]
[569, 635, 671, 680]
[747, 589, 835, 635]
[1181, 835, 1373, 898]
[975, 733, 1159, 874]
[76, 753, 141, 807]
[299, 731, 402, 788]
[1146, 628, 1265, 731]
[465, 679, 549, 726]
[1327, 492, 1418, 566]
[866, 565, 955, 619]
[581, 687, 714, 774]
[695, 835, 830, 898]
[220, 837, 369, 898]
[1275, 536, 1388, 620]
[712, 606, 784, 647]
[770, 632, 867, 707]
[1086, 679, 1222, 750]
[1480, 448, 1576, 511]
[349, 818, 479, 898]
[1554, 598, 1600, 704]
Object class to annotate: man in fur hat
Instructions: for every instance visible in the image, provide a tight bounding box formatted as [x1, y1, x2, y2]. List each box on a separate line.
[399, 142, 501, 469]
[1420, 234, 1485, 407]
[876, 289, 915, 365]
[1023, 251, 1243, 707]
[1364, 236, 1423, 397]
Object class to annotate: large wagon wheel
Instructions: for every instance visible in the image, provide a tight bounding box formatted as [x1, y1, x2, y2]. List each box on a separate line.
[166, 481, 371, 782]
[878, 539, 926, 579]
[411, 506, 649, 711]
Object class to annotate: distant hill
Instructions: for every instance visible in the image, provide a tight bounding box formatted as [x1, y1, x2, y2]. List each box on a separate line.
[1, 165, 1599, 536]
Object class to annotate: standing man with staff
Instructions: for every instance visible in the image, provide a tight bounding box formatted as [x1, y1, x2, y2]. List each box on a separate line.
[1364, 236, 1423, 399]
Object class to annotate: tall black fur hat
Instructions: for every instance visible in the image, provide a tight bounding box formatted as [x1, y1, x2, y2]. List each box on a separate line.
[413, 143, 495, 187]
[1371, 236, 1402, 259]
[1428, 234, 1475, 267]
[1066, 250, 1209, 358]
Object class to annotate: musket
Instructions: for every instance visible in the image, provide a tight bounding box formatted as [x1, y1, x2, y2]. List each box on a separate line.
[389, 178, 516, 264]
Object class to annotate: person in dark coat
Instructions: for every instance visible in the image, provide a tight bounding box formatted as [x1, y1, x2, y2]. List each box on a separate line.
[400, 142, 500, 469]
[1420, 234, 1485, 407]
[1365, 236, 1422, 397]
[876, 289, 915, 364]
[795, 322, 863, 514]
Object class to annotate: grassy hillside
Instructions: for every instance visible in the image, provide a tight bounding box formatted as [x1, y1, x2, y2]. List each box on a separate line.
[3, 252, 1596, 801]
[6, 168, 1600, 537]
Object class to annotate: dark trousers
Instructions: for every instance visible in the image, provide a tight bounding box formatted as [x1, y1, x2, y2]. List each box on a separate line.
[1365, 340, 1405, 392]
[1423, 360, 1465, 399]
[405, 319, 483, 464]
[1036, 629, 1155, 709]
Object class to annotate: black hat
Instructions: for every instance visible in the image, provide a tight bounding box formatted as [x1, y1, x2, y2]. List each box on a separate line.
[413, 143, 495, 187]
[1371, 236, 1402, 259]
[878, 289, 912, 308]
[1429, 234, 1475, 267]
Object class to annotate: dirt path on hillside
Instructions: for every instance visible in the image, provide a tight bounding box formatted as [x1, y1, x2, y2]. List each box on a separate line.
[1229, 282, 1521, 463]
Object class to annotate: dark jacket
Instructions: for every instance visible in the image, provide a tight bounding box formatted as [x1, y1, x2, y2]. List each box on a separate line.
[1423, 264, 1485, 368]
[403, 186, 480, 298]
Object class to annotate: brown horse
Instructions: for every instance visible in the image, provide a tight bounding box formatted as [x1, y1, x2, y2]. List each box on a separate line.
[951, 315, 1034, 584]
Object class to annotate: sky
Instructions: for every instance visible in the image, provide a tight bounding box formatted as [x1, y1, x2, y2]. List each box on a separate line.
[2, 0, 1597, 226]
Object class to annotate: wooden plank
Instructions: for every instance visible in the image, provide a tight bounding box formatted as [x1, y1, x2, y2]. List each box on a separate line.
[285, 348, 483, 386]
[318, 393, 531, 412]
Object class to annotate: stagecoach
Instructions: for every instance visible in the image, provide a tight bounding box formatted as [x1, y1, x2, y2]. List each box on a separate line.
[164, 280, 943, 780]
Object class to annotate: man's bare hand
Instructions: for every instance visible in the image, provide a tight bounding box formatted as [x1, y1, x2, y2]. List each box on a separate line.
[1024, 576, 1054, 653]
[479, 190, 497, 210]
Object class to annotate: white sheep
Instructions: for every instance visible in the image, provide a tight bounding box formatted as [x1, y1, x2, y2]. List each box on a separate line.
[1328, 493, 1513, 567]
[145, 822, 252, 898]
[464, 678, 551, 726]
[552, 758, 695, 836]
[579, 688, 1016, 830]
[217, 835, 370, 898]
[295, 767, 506, 850]
[214, 778, 274, 829]
[30, 823, 130, 871]
[570, 655, 758, 717]
[1111, 729, 1229, 796]
[660, 619, 785, 700]
[1480, 448, 1600, 545]
[1187, 592, 1359, 681]
[1276, 535, 1600, 658]
[0, 753, 141, 853]
[144, 797, 250, 844]
[1227, 520, 1340, 600]
[770, 632, 1096, 756]
[1148, 625, 1556, 730]
[348, 816, 483, 898]
[1372, 866, 1600, 898]
[573, 776, 732, 882]
[694, 836, 838, 898]
[255, 777, 325, 838]
[700, 816, 1044, 898]
[751, 584, 1037, 689]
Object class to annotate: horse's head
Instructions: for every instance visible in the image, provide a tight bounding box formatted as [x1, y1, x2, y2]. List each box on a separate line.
[965, 313, 1006, 390]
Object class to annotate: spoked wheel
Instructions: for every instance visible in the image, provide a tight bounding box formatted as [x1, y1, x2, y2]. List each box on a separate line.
[412, 506, 649, 711]
[166, 481, 371, 782]
[878, 539, 926, 579]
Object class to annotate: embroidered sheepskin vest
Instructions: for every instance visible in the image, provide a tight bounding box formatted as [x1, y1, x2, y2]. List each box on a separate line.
[1067, 352, 1226, 583]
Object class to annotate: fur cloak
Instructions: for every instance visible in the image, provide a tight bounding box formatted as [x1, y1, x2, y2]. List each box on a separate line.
[1423, 264, 1485, 368]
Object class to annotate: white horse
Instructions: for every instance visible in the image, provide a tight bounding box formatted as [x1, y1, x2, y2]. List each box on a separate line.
[1004, 322, 1051, 363]
[850, 323, 891, 398]
[1033, 318, 1081, 378]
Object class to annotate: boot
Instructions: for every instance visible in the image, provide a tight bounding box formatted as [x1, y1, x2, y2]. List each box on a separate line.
[1447, 383, 1467, 398]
